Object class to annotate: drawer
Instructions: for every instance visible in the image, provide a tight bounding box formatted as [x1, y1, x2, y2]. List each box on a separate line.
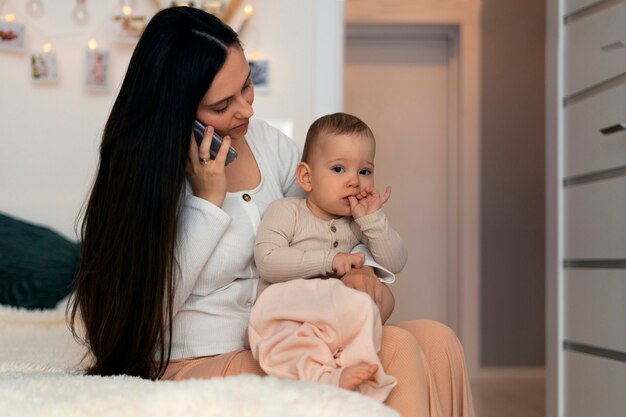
[564, 0, 626, 96]
[565, 0, 604, 15]
[564, 0, 620, 15]
[565, 270, 626, 353]
[564, 351, 626, 417]
[564, 175, 626, 258]
[564, 79, 626, 177]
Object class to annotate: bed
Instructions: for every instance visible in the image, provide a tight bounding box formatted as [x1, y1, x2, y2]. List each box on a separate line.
[0, 213, 397, 416]
[0, 299, 398, 417]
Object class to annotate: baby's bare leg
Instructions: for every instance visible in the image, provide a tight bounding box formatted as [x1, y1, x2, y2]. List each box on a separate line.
[339, 363, 378, 391]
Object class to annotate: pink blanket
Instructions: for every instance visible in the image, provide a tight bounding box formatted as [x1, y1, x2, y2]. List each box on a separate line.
[248, 278, 397, 401]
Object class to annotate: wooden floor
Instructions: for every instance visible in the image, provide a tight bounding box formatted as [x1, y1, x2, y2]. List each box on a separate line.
[470, 368, 545, 417]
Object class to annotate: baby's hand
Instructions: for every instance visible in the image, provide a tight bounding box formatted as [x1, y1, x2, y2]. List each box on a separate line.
[332, 252, 365, 276]
[348, 186, 391, 218]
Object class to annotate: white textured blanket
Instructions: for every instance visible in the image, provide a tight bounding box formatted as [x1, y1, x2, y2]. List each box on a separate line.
[0, 300, 398, 417]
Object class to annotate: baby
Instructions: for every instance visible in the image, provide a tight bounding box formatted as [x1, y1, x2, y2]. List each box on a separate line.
[249, 112, 407, 400]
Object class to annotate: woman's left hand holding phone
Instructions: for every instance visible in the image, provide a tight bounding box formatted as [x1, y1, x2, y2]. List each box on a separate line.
[186, 125, 231, 207]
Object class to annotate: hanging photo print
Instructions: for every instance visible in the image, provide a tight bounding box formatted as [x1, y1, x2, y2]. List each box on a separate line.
[248, 59, 269, 93]
[0, 21, 26, 52]
[85, 49, 110, 90]
[30, 52, 58, 83]
[109, 13, 146, 44]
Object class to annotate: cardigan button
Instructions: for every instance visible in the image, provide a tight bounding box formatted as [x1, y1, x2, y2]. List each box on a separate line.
[333, 241, 338, 248]
[242, 193, 251, 202]
[330, 225, 337, 233]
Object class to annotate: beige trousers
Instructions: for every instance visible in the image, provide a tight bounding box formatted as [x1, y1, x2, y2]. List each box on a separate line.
[162, 320, 474, 417]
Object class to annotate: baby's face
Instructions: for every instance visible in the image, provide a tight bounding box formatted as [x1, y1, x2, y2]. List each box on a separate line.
[305, 132, 375, 220]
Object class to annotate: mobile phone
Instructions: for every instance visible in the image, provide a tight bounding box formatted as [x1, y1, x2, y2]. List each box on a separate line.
[193, 119, 238, 166]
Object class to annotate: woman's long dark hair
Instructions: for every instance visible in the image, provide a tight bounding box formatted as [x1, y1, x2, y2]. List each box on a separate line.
[68, 7, 241, 379]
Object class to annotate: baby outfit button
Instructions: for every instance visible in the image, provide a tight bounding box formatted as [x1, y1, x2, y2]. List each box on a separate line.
[330, 225, 337, 233]
[242, 193, 251, 202]
[333, 241, 338, 248]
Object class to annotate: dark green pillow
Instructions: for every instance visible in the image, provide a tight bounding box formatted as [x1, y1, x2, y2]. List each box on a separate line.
[0, 213, 79, 309]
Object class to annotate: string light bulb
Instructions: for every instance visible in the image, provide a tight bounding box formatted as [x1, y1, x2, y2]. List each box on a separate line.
[72, 0, 89, 25]
[121, 4, 132, 16]
[2, 0, 16, 23]
[87, 38, 98, 51]
[243, 4, 254, 16]
[26, 0, 44, 18]
[42, 41, 52, 53]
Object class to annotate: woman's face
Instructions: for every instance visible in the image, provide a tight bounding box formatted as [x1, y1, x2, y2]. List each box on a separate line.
[196, 46, 254, 143]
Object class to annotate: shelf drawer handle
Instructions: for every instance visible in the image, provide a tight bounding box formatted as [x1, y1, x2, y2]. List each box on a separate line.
[600, 123, 626, 135]
[602, 40, 626, 51]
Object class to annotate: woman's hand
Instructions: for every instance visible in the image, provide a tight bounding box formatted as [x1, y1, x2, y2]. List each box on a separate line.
[341, 265, 395, 323]
[185, 125, 231, 207]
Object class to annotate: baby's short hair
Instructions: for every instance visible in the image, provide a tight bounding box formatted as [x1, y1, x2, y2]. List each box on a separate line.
[301, 112, 375, 163]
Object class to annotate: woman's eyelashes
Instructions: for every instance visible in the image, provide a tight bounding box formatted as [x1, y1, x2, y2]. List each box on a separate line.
[211, 77, 252, 114]
[213, 102, 230, 114]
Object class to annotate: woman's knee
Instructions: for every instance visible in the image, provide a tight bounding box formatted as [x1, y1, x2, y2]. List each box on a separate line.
[379, 325, 424, 368]
[391, 319, 462, 356]
[382, 325, 421, 349]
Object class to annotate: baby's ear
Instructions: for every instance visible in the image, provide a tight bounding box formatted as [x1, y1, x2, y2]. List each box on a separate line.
[296, 162, 313, 192]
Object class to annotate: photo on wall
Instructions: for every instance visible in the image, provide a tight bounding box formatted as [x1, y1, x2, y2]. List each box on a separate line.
[109, 14, 146, 44]
[85, 50, 111, 91]
[0, 21, 26, 52]
[248, 59, 270, 93]
[30, 52, 58, 84]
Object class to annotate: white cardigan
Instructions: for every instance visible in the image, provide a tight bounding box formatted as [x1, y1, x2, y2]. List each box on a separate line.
[170, 119, 303, 359]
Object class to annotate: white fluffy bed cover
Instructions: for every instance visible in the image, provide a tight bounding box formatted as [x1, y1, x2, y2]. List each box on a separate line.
[0, 300, 398, 417]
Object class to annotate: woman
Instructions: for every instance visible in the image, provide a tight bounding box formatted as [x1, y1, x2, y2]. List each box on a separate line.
[69, 7, 473, 417]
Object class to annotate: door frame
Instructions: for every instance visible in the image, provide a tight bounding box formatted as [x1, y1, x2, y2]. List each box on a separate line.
[343, 22, 461, 334]
[314, 0, 481, 375]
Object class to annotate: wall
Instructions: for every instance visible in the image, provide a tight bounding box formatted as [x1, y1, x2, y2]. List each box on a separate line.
[480, 0, 546, 366]
[0, 0, 316, 240]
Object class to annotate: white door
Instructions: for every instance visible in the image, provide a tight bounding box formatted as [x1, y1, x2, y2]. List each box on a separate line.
[344, 26, 456, 326]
